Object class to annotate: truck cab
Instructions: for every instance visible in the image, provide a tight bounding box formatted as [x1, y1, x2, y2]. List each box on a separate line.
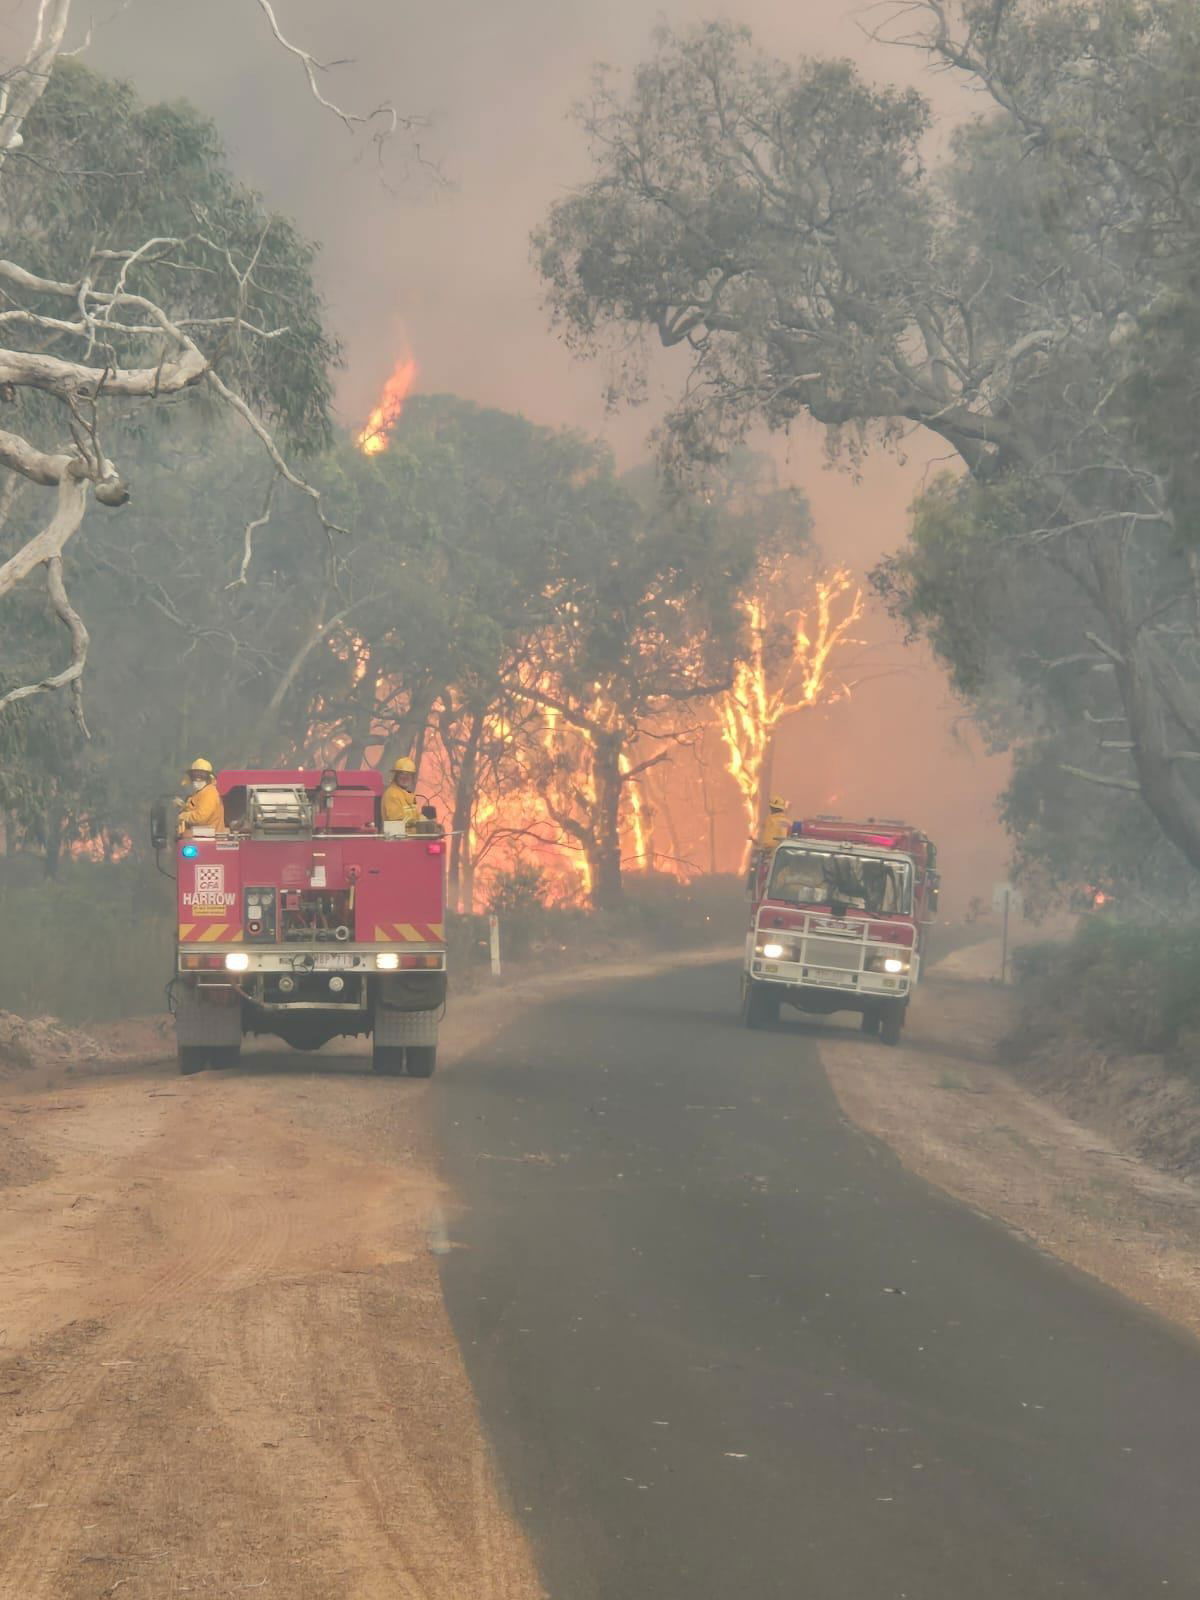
[741, 816, 939, 1045]
[161, 768, 446, 1077]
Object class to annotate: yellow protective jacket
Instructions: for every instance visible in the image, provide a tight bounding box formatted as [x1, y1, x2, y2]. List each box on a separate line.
[381, 783, 422, 825]
[758, 812, 791, 852]
[177, 780, 225, 835]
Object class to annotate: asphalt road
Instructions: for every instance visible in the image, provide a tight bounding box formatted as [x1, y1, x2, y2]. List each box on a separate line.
[436, 959, 1200, 1600]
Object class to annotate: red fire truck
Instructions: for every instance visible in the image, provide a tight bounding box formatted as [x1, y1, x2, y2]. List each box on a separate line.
[741, 816, 940, 1045]
[153, 769, 447, 1077]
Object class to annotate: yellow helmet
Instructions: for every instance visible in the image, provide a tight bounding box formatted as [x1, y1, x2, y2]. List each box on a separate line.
[188, 757, 214, 775]
[769, 795, 788, 813]
[392, 756, 417, 775]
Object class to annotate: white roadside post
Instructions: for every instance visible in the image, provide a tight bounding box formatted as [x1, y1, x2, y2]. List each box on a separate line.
[992, 883, 1024, 983]
[489, 914, 502, 979]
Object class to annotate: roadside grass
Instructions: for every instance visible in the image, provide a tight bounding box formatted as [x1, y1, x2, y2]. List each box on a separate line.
[0, 857, 175, 1022]
[1010, 919, 1200, 1084]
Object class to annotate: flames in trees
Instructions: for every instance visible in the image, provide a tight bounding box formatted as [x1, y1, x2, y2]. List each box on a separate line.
[716, 564, 864, 865]
[356, 355, 418, 456]
[302, 566, 864, 911]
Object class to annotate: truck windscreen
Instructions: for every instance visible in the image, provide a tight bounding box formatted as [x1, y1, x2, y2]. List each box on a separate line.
[768, 848, 912, 915]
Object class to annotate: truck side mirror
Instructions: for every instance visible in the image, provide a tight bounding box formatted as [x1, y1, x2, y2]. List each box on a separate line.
[150, 797, 171, 851]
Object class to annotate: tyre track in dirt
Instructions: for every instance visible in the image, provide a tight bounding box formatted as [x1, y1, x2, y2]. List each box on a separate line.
[0, 1055, 543, 1600]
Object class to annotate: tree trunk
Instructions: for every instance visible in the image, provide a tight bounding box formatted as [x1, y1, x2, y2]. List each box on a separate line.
[652, 768, 687, 871]
[1092, 536, 1200, 873]
[589, 736, 625, 910]
[462, 851, 476, 918]
[43, 798, 63, 878]
[449, 713, 482, 913]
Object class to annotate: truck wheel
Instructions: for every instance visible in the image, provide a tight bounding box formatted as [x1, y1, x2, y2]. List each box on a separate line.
[880, 1005, 905, 1047]
[372, 1044, 405, 1076]
[178, 1045, 208, 1076]
[861, 1008, 881, 1037]
[406, 1045, 437, 1079]
[742, 978, 781, 1030]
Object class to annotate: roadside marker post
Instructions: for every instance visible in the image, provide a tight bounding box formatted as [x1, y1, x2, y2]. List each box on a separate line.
[992, 883, 1024, 983]
[489, 914, 502, 980]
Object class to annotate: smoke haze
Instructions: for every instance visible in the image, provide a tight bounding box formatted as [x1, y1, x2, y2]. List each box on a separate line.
[6, 0, 1012, 907]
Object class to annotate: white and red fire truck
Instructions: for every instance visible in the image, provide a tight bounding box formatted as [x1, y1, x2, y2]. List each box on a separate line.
[741, 816, 940, 1045]
[153, 768, 447, 1077]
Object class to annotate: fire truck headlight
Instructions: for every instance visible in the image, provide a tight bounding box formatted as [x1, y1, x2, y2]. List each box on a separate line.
[375, 953, 400, 971]
[883, 957, 905, 974]
[225, 953, 250, 973]
[762, 941, 786, 961]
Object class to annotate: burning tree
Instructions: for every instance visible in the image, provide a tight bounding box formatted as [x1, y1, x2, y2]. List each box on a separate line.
[356, 355, 419, 455]
[716, 562, 864, 865]
[508, 472, 751, 909]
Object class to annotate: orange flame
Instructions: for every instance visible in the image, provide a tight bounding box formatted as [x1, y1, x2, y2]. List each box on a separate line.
[356, 355, 418, 456]
[717, 563, 864, 866]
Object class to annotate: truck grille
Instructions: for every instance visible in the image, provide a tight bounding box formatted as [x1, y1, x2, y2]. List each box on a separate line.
[800, 936, 863, 971]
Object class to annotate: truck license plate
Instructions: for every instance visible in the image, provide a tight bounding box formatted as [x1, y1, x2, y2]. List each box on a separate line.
[313, 953, 355, 969]
[810, 968, 855, 987]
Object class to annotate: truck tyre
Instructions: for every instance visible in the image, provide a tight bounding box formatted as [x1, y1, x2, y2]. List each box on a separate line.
[742, 978, 781, 1030]
[372, 1044, 405, 1076]
[178, 1045, 208, 1076]
[405, 1045, 437, 1079]
[881, 1004, 905, 1047]
[861, 1008, 881, 1037]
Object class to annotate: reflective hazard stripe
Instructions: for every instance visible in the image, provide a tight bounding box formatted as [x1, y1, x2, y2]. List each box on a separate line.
[178, 923, 243, 944]
[373, 921, 446, 944]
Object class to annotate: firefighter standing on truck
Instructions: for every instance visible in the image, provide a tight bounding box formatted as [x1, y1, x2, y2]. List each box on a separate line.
[759, 796, 792, 852]
[382, 755, 422, 826]
[176, 758, 225, 836]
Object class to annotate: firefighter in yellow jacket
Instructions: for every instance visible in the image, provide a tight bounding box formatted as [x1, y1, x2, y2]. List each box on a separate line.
[758, 795, 792, 852]
[381, 756, 422, 825]
[176, 758, 225, 835]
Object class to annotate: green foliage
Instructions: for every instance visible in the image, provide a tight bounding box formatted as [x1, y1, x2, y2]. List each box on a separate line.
[0, 858, 175, 1021]
[1014, 919, 1200, 1065]
[3, 59, 337, 450]
[487, 862, 549, 920]
[485, 862, 550, 958]
[535, 23, 930, 465]
[873, 474, 1019, 701]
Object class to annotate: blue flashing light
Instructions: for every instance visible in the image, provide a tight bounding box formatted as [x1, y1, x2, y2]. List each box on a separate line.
[180, 843, 199, 860]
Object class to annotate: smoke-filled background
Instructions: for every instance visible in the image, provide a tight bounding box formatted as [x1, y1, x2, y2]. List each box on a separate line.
[3, 0, 1012, 908]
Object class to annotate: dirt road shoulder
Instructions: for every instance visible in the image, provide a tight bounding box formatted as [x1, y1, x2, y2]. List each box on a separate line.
[818, 956, 1200, 1343]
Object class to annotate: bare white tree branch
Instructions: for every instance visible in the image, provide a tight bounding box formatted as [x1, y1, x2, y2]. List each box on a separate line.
[252, 0, 412, 145]
[205, 369, 348, 536]
[0, 0, 71, 164]
[1060, 763, 1142, 794]
[228, 473, 278, 589]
